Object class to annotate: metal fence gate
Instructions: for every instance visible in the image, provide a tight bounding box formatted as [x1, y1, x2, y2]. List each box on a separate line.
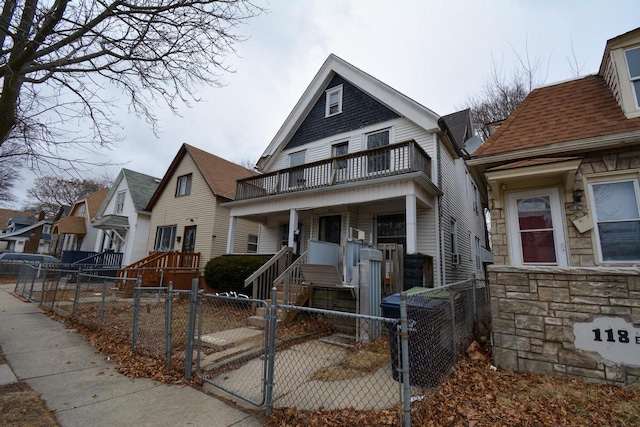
[194, 293, 271, 407]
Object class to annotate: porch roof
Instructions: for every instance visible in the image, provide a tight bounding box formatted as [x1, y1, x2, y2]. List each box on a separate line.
[92, 214, 130, 233]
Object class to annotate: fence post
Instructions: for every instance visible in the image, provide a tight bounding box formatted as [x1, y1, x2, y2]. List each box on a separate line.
[132, 277, 142, 350]
[28, 265, 37, 302]
[449, 289, 457, 365]
[72, 268, 82, 315]
[399, 292, 411, 427]
[265, 286, 278, 416]
[165, 281, 173, 365]
[184, 278, 199, 379]
[39, 266, 48, 306]
[99, 279, 107, 327]
[51, 272, 61, 311]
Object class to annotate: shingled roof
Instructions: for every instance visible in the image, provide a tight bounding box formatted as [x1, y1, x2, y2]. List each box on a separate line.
[146, 143, 257, 210]
[471, 75, 640, 161]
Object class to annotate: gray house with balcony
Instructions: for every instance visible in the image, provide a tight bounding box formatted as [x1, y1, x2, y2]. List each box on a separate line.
[225, 54, 488, 295]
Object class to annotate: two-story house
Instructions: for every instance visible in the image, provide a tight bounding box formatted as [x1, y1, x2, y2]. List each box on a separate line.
[0, 211, 52, 254]
[144, 143, 260, 269]
[467, 27, 640, 384]
[50, 189, 108, 257]
[226, 54, 488, 292]
[92, 168, 161, 266]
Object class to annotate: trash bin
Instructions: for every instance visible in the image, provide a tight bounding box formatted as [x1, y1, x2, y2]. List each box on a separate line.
[381, 290, 453, 387]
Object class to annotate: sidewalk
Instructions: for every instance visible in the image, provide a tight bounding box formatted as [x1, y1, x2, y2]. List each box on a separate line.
[0, 283, 263, 427]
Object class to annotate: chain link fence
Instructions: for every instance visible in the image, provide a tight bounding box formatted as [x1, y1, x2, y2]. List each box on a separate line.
[7, 262, 491, 425]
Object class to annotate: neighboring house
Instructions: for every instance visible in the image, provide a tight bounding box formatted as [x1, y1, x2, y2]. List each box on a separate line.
[50, 189, 109, 257]
[0, 209, 32, 251]
[0, 211, 52, 254]
[92, 169, 161, 266]
[144, 143, 260, 268]
[226, 54, 489, 289]
[467, 28, 640, 384]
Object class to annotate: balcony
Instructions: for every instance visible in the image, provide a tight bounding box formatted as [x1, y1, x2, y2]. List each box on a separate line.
[235, 140, 432, 201]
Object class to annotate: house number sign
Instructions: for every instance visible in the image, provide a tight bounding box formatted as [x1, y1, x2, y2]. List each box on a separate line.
[573, 317, 640, 367]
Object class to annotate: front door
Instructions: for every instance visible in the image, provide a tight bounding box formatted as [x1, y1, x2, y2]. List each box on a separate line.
[318, 215, 341, 244]
[182, 225, 197, 253]
[507, 188, 567, 266]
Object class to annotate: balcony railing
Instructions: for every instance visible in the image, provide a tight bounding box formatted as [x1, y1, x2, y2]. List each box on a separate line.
[236, 140, 431, 200]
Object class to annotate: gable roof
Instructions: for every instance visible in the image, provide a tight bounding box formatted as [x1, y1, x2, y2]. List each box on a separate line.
[257, 54, 441, 170]
[469, 75, 640, 167]
[0, 209, 35, 229]
[96, 168, 160, 218]
[146, 143, 257, 210]
[69, 188, 109, 220]
[440, 109, 472, 151]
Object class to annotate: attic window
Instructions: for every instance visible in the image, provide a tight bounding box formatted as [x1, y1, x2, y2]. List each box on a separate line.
[625, 46, 640, 108]
[175, 174, 192, 197]
[325, 85, 343, 117]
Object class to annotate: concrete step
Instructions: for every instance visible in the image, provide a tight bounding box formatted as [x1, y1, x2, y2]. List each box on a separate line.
[247, 315, 281, 330]
[198, 327, 263, 351]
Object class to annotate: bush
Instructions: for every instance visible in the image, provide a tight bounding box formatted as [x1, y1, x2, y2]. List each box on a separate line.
[203, 254, 271, 294]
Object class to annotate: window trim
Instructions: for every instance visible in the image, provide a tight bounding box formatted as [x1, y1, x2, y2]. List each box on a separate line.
[325, 85, 343, 117]
[587, 176, 640, 264]
[114, 190, 126, 214]
[624, 46, 640, 109]
[506, 187, 568, 267]
[247, 234, 258, 253]
[175, 173, 192, 197]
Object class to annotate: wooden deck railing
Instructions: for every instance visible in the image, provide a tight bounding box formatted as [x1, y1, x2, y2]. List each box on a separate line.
[235, 140, 431, 200]
[117, 252, 201, 291]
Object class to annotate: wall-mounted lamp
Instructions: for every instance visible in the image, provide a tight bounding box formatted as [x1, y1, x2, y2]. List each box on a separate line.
[176, 236, 182, 243]
[573, 189, 584, 202]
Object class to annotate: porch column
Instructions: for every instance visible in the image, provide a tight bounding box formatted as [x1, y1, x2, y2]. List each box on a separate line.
[226, 216, 237, 254]
[406, 194, 417, 254]
[288, 209, 299, 251]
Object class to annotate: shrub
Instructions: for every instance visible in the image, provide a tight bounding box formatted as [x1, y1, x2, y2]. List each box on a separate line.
[203, 254, 271, 294]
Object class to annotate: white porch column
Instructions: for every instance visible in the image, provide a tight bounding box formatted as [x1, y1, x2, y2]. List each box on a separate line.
[226, 216, 237, 254]
[288, 208, 299, 250]
[406, 194, 417, 254]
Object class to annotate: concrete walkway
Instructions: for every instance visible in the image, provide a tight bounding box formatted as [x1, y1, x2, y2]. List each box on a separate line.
[0, 283, 263, 427]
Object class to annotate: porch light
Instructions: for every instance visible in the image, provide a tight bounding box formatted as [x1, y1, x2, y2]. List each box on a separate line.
[573, 189, 584, 202]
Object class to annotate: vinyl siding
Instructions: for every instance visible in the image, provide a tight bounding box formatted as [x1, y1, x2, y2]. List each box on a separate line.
[147, 153, 218, 268]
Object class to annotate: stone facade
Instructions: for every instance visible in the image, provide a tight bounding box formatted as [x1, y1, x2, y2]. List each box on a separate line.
[490, 265, 640, 385]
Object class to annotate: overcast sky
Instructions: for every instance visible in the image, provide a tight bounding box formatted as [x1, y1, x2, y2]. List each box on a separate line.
[6, 0, 640, 210]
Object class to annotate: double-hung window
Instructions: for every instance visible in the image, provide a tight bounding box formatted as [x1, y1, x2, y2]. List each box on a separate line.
[367, 129, 390, 173]
[332, 141, 348, 170]
[625, 46, 640, 108]
[325, 85, 343, 117]
[247, 235, 258, 253]
[114, 191, 126, 214]
[288, 150, 306, 187]
[589, 179, 640, 262]
[176, 174, 192, 197]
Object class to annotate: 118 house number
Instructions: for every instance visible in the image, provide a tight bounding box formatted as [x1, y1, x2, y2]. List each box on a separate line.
[574, 317, 640, 367]
[591, 328, 639, 344]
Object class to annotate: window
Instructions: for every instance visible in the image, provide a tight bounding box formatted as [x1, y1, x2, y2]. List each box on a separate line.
[475, 237, 482, 272]
[114, 191, 126, 214]
[154, 225, 176, 251]
[450, 219, 458, 255]
[625, 46, 640, 107]
[507, 188, 567, 266]
[288, 150, 306, 187]
[589, 179, 640, 262]
[472, 183, 479, 215]
[367, 129, 390, 173]
[332, 142, 348, 169]
[175, 174, 192, 197]
[76, 204, 85, 217]
[376, 213, 405, 247]
[325, 85, 343, 117]
[247, 234, 258, 253]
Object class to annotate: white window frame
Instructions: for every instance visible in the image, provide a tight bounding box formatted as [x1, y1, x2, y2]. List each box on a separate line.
[588, 177, 640, 263]
[154, 225, 177, 252]
[325, 85, 343, 117]
[247, 234, 258, 253]
[506, 188, 567, 266]
[114, 190, 126, 214]
[624, 46, 640, 109]
[175, 174, 192, 197]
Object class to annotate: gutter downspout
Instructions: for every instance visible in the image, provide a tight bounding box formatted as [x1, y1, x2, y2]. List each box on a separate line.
[437, 135, 446, 287]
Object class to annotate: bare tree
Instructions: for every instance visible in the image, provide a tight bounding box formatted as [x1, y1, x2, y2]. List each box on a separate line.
[463, 45, 548, 140]
[0, 0, 263, 173]
[0, 157, 20, 205]
[22, 175, 112, 216]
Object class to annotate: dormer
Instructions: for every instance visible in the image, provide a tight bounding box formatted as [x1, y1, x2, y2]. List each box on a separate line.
[599, 27, 640, 119]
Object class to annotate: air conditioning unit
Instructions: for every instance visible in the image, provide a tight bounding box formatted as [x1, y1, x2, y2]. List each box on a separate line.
[451, 253, 460, 265]
[349, 227, 365, 241]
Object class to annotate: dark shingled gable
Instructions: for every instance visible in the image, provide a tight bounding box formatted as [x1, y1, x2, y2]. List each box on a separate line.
[285, 74, 400, 150]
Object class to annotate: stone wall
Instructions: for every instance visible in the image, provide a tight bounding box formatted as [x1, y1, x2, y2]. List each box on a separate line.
[490, 265, 640, 385]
